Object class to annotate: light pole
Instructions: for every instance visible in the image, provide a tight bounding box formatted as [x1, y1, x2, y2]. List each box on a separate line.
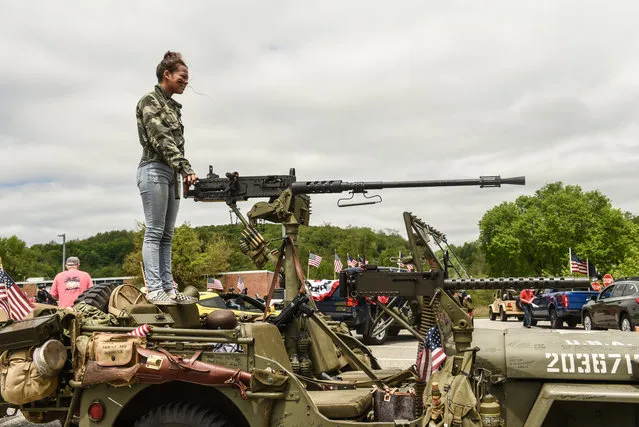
[57, 233, 66, 272]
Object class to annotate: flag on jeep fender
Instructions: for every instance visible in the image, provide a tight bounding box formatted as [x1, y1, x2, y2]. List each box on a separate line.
[416, 326, 446, 382]
[128, 323, 151, 337]
[0, 266, 34, 321]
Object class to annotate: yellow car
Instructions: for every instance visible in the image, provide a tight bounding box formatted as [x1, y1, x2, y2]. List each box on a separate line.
[197, 291, 277, 321]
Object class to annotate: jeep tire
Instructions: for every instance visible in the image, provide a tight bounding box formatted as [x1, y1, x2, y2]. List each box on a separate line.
[73, 282, 121, 313]
[134, 402, 233, 427]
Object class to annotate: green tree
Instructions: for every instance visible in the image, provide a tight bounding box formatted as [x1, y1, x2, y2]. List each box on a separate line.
[479, 183, 634, 276]
[123, 223, 232, 290]
[0, 236, 39, 281]
[610, 221, 639, 278]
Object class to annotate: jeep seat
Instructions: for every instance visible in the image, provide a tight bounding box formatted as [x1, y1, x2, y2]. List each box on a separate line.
[307, 388, 373, 419]
[240, 322, 293, 372]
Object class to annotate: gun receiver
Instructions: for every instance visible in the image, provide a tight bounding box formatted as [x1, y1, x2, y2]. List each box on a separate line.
[340, 267, 592, 298]
[186, 166, 525, 205]
[267, 293, 313, 330]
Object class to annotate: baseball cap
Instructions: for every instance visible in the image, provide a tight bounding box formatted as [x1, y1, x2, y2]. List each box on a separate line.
[65, 256, 80, 266]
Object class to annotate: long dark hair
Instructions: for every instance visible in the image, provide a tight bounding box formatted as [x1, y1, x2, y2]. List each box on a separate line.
[155, 51, 187, 83]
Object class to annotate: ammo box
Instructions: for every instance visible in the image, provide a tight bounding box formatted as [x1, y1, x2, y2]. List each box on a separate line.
[0, 315, 61, 352]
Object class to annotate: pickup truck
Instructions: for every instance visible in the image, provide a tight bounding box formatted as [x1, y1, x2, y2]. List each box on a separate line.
[531, 287, 598, 328]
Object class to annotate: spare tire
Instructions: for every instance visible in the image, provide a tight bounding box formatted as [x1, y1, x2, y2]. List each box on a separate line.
[73, 282, 121, 313]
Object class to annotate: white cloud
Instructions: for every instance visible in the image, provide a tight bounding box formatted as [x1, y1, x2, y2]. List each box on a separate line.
[1, 0, 638, 248]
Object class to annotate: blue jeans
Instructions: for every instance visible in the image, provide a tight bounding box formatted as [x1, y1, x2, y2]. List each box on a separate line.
[137, 162, 179, 293]
[522, 303, 532, 327]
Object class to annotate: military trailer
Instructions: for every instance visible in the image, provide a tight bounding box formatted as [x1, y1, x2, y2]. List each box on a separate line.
[2, 168, 638, 427]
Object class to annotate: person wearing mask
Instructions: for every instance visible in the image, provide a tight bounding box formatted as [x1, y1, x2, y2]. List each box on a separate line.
[50, 257, 93, 308]
[136, 51, 198, 306]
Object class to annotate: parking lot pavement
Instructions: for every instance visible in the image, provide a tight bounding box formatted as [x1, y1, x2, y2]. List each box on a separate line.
[360, 317, 583, 370]
[0, 412, 58, 427]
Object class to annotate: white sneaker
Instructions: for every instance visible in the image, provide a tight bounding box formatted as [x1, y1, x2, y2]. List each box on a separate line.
[147, 290, 177, 306]
[167, 289, 198, 305]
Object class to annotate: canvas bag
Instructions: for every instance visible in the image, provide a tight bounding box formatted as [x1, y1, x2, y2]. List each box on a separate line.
[422, 351, 482, 427]
[0, 347, 58, 405]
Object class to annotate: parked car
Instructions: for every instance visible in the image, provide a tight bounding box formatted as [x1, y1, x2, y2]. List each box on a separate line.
[488, 288, 524, 322]
[582, 278, 639, 331]
[531, 287, 598, 328]
[197, 291, 275, 321]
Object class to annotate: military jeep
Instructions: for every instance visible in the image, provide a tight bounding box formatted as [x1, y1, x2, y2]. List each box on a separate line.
[488, 289, 525, 322]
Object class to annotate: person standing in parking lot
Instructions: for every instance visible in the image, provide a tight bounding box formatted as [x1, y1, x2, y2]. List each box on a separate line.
[519, 288, 535, 328]
[50, 257, 93, 308]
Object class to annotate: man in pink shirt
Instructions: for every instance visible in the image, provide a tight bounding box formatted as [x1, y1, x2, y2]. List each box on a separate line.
[50, 257, 93, 308]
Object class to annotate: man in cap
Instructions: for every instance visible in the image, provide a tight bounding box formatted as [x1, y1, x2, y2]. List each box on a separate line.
[50, 257, 94, 308]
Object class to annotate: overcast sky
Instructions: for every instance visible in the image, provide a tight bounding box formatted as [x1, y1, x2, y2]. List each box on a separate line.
[1, 1, 638, 250]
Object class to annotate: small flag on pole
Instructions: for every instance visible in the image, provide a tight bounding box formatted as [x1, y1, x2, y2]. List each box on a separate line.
[416, 326, 446, 382]
[208, 278, 224, 291]
[347, 254, 357, 268]
[569, 248, 588, 274]
[333, 253, 343, 273]
[236, 275, 245, 292]
[406, 264, 414, 272]
[397, 251, 405, 268]
[588, 261, 599, 278]
[308, 253, 323, 268]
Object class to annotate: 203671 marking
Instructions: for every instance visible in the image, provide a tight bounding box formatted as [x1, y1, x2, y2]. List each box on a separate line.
[546, 352, 639, 375]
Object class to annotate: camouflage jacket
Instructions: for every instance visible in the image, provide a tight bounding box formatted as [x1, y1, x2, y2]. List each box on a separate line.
[136, 85, 195, 178]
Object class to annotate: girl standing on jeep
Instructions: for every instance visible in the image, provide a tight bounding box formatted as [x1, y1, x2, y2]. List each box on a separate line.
[135, 51, 198, 306]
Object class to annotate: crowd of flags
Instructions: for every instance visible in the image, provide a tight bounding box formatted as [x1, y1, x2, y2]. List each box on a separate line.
[307, 251, 416, 273]
[569, 248, 599, 278]
[0, 261, 34, 321]
[308, 252, 375, 272]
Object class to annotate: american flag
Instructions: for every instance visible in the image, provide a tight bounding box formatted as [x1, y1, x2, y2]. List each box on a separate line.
[236, 275, 245, 292]
[308, 253, 322, 268]
[333, 253, 343, 273]
[569, 248, 588, 274]
[397, 252, 405, 268]
[357, 256, 367, 267]
[416, 326, 446, 382]
[406, 264, 414, 272]
[0, 268, 34, 321]
[128, 323, 151, 337]
[347, 254, 357, 268]
[208, 278, 224, 291]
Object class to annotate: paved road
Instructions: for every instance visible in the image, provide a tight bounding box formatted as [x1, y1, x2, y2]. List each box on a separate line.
[1, 318, 564, 426]
[363, 317, 575, 369]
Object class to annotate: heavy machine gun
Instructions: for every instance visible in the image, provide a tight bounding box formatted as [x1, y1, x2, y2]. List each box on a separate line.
[187, 166, 525, 209]
[186, 166, 525, 297]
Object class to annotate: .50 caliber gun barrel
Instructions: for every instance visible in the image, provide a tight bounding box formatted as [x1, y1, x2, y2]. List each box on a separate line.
[340, 268, 592, 298]
[291, 176, 525, 194]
